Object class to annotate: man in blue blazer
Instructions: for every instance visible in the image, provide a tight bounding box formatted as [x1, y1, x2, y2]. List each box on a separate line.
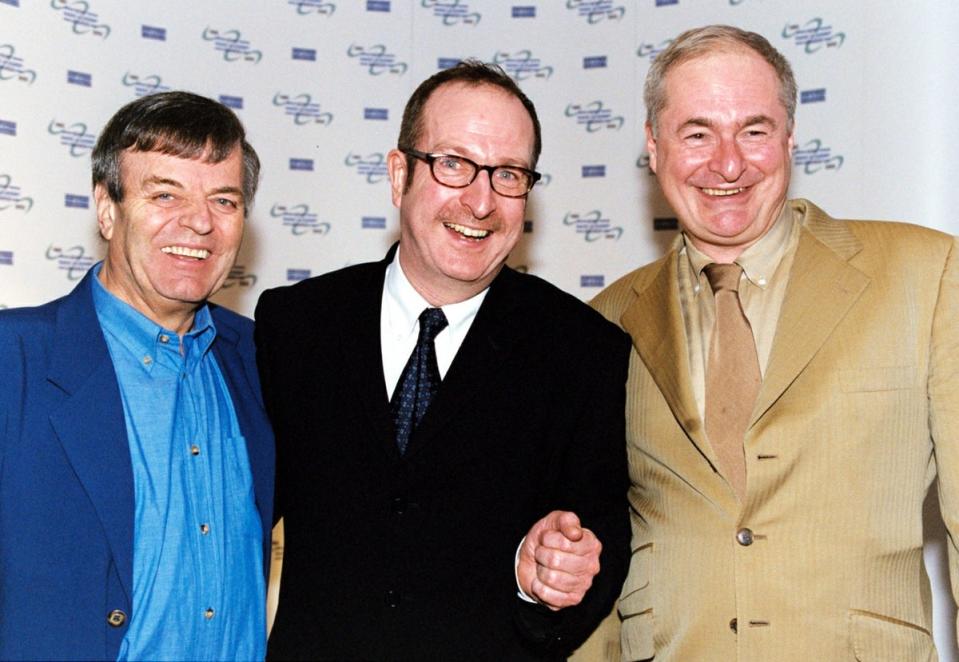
[0, 92, 274, 661]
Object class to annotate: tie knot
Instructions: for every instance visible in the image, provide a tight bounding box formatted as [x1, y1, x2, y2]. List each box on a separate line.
[418, 308, 448, 341]
[704, 263, 744, 294]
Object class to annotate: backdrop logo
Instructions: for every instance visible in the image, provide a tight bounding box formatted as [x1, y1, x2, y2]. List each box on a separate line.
[289, 158, 314, 171]
[511, 6, 535, 17]
[201, 27, 262, 63]
[783, 18, 845, 53]
[801, 88, 826, 104]
[793, 138, 843, 174]
[422, 0, 481, 26]
[50, 0, 110, 38]
[565, 101, 624, 132]
[287, 268, 311, 281]
[492, 50, 552, 81]
[273, 93, 333, 125]
[636, 153, 656, 175]
[347, 44, 407, 75]
[567, 0, 624, 23]
[345, 153, 388, 183]
[122, 72, 170, 97]
[141, 25, 165, 40]
[581, 165, 606, 178]
[48, 120, 96, 156]
[0, 251, 12, 266]
[65, 193, 89, 208]
[0, 44, 37, 84]
[46, 244, 95, 280]
[637, 39, 672, 61]
[288, 0, 335, 15]
[0, 119, 15, 136]
[67, 70, 92, 86]
[563, 210, 623, 241]
[223, 265, 257, 289]
[362, 216, 386, 229]
[270, 203, 331, 236]
[580, 275, 605, 287]
[0, 174, 33, 212]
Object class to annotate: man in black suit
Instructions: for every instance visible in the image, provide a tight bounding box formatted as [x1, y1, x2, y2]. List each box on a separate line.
[255, 60, 630, 660]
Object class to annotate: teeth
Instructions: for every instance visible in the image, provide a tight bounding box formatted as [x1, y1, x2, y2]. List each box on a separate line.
[445, 222, 490, 239]
[162, 246, 209, 259]
[702, 187, 745, 197]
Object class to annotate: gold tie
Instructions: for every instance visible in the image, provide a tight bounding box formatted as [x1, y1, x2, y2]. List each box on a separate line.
[704, 263, 760, 501]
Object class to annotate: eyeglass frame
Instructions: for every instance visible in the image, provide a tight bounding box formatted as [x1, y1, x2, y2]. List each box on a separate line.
[400, 148, 542, 198]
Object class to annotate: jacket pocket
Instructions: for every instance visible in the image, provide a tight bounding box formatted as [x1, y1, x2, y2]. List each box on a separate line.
[849, 609, 935, 661]
[618, 543, 653, 661]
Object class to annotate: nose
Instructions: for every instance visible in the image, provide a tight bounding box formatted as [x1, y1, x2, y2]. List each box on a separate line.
[709, 136, 747, 182]
[459, 169, 496, 220]
[180, 201, 215, 234]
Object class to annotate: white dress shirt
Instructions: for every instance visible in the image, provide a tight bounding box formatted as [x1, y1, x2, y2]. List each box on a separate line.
[380, 255, 488, 400]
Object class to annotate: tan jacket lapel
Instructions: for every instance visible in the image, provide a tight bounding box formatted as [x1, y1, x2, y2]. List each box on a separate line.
[752, 200, 871, 427]
[620, 250, 717, 471]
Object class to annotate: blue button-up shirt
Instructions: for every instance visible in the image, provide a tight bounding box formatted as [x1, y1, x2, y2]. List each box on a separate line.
[92, 266, 265, 661]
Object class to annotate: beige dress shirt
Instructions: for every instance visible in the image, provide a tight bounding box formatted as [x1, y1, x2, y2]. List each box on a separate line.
[677, 202, 801, 420]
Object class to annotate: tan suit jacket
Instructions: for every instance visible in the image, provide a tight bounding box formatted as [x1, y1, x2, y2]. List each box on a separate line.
[584, 199, 959, 661]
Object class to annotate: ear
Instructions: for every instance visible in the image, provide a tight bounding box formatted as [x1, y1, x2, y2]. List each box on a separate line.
[387, 149, 407, 209]
[94, 183, 118, 241]
[645, 122, 658, 173]
[787, 120, 796, 153]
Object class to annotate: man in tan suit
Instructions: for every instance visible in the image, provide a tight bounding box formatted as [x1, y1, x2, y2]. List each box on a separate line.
[588, 25, 959, 661]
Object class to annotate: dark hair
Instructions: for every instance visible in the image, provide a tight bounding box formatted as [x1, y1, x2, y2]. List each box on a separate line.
[645, 25, 797, 135]
[91, 91, 260, 213]
[397, 59, 542, 190]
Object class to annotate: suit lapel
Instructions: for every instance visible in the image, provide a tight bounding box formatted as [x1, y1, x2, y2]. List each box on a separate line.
[752, 205, 870, 427]
[621, 251, 714, 466]
[337, 257, 399, 458]
[46, 273, 134, 603]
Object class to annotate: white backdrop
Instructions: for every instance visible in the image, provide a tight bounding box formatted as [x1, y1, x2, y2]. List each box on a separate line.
[2, 0, 957, 656]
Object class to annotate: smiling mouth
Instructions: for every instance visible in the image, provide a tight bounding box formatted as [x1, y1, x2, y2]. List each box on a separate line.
[162, 245, 210, 260]
[701, 187, 747, 197]
[444, 222, 490, 240]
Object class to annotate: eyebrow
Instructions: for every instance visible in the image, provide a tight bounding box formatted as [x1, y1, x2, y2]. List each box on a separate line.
[678, 114, 778, 132]
[142, 177, 244, 201]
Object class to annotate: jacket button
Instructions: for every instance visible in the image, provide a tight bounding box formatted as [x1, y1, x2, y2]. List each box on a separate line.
[107, 609, 126, 627]
[736, 528, 754, 546]
[386, 590, 400, 608]
[729, 618, 738, 633]
[391, 497, 407, 515]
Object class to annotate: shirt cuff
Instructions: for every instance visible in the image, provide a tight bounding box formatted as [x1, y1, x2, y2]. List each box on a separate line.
[515, 536, 537, 603]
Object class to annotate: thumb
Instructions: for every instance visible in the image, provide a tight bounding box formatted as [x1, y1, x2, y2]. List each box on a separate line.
[557, 511, 583, 542]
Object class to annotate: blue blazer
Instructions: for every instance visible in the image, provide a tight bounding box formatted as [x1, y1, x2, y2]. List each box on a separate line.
[0, 270, 274, 661]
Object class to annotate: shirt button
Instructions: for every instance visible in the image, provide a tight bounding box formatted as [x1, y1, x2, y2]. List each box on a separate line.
[391, 496, 407, 515]
[106, 609, 126, 627]
[191, 444, 200, 456]
[159, 334, 170, 344]
[729, 617, 738, 633]
[736, 528, 754, 546]
[204, 608, 215, 620]
[757, 277, 768, 286]
[200, 523, 210, 535]
[142, 355, 152, 366]
[386, 590, 400, 608]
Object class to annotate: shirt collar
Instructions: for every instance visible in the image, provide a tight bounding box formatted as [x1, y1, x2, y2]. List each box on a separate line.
[384, 252, 488, 338]
[91, 261, 217, 372]
[681, 202, 798, 291]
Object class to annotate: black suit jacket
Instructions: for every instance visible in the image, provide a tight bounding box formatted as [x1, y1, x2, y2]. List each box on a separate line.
[255, 249, 630, 660]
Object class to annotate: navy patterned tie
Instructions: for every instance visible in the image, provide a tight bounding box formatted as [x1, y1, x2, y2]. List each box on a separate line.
[390, 307, 448, 455]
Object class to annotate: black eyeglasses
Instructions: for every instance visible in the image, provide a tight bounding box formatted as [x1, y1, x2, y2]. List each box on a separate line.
[401, 148, 541, 198]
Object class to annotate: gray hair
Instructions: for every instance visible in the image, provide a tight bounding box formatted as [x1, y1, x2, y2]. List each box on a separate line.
[644, 25, 797, 135]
